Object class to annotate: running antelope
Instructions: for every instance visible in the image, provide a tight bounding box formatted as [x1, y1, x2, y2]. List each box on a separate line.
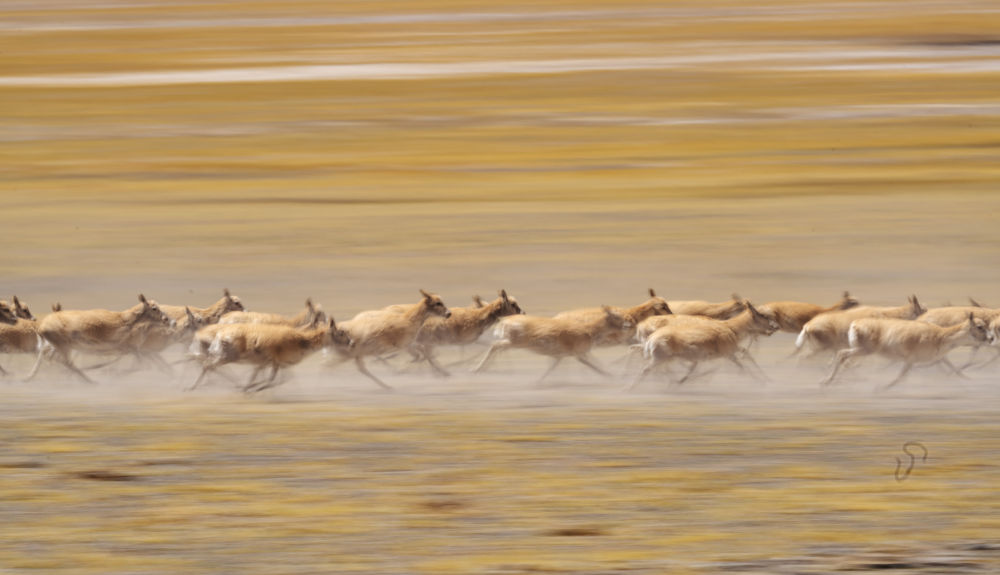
[331, 290, 451, 389]
[628, 301, 779, 390]
[26, 294, 172, 383]
[821, 313, 993, 388]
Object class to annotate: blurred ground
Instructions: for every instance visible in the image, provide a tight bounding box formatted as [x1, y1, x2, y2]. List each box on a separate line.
[2, 0, 1000, 573]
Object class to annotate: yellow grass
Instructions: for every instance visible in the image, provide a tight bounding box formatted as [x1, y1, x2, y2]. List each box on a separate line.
[1, 386, 998, 573]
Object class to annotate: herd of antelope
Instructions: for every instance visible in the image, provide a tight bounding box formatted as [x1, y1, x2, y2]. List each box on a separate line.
[0, 288, 996, 394]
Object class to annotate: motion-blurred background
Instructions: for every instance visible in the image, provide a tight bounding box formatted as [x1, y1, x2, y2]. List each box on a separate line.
[3, 0, 999, 314]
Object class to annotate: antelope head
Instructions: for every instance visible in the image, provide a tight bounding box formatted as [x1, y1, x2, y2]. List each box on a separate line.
[498, 289, 525, 316]
[11, 296, 35, 321]
[223, 288, 245, 313]
[327, 317, 354, 349]
[907, 295, 927, 318]
[138, 294, 173, 326]
[420, 289, 451, 319]
[967, 312, 992, 345]
[647, 288, 672, 316]
[181, 306, 206, 334]
[838, 291, 860, 311]
[747, 301, 780, 335]
[0, 302, 17, 326]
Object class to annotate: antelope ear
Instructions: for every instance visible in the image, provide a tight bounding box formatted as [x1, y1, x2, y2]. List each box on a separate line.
[329, 316, 337, 329]
[731, 293, 741, 301]
[138, 293, 148, 305]
[420, 289, 431, 299]
[648, 288, 656, 298]
[500, 289, 508, 301]
[305, 298, 314, 311]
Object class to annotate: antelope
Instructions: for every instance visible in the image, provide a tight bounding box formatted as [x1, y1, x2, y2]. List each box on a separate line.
[0, 301, 19, 326]
[70, 306, 206, 375]
[668, 294, 745, 320]
[920, 304, 1000, 327]
[628, 301, 779, 390]
[330, 290, 451, 390]
[633, 313, 714, 347]
[158, 288, 244, 325]
[473, 306, 632, 382]
[0, 300, 32, 376]
[919, 304, 1000, 368]
[409, 289, 524, 376]
[26, 294, 172, 383]
[757, 292, 860, 334]
[219, 298, 320, 327]
[189, 316, 352, 393]
[188, 306, 330, 361]
[116, 289, 244, 370]
[793, 295, 926, 359]
[1, 296, 36, 321]
[553, 288, 672, 346]
[124, 306, 204, 372]
[821, 313, 993, 388]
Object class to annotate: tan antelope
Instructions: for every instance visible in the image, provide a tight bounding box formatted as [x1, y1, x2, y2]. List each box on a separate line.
[409, 289, 524, 376]
[821, 313, 993, 388]
[64, 307, 204, 376]
[793, 295, 926, 359]
[919, 304, 1000, 328]
[219, 298, 320, 327]
[668, 294, 745, 320]
[758, 291, 859, 334]
[330, 290, 451, 390]
[123, 306, 205, 372]
[26, 294, 172, 383]
[631, 313, 719, 353]
[2, 296, 36, 321]
[188, 305, 330, 361]
[157, 288, 244, 325]
[628, 301, 779, 390]
[553, 289, 672, 346]
[189, 315, 352, 393]
[0, 300, 30, 375]
[0, 301, 20, 326]
[918, 303, 1000, 367]
[118, 289, 244, 371]
[473, 306, 632, 382]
